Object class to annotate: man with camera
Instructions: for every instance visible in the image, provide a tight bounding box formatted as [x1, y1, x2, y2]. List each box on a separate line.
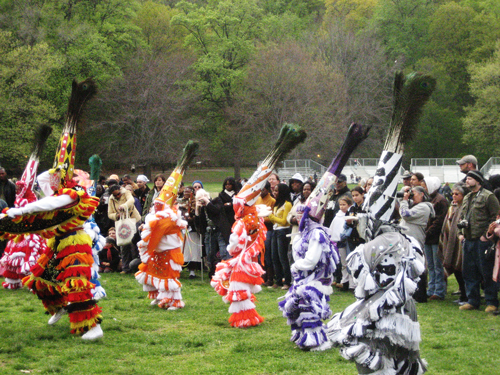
[458, 170, 500, 312]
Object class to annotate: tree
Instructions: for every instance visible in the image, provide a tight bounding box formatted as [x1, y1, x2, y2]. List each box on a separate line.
[81, 51, 198, 174]
[172, 0, 264, 178]
[462, 43, 500, 161]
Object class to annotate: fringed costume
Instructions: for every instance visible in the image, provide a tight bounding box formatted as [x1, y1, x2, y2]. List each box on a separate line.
[327, 231, 427, 374]
[279, 214, 338, 350]
[211, 124, 307, 328]
[326, 72, 435, 373]
[211, 204, 267, 327]
[278, 123, 369, 350]
[135, 141, 199, 309]
[1, 125, 52, 289]
[136, 204, 186, 309]
[0, 79, 103, 340]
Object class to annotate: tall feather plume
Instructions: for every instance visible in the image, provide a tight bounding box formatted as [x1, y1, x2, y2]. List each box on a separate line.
[176, 140, 199, 174]
[89, 154, 102, 182]
[63, 78, 98, 133]
[304, 123, 370, 223]
[327, 123, 371, 176]
[262, 123, 307, 169]
[384, 72, 436, 154]
[31, 124, 53, 160]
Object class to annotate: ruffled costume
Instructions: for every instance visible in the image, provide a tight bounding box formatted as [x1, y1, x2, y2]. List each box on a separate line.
[135, 205, 186, 309]
[327, 230, 427, 374]
[211, 204, 266, 328]
[279, 214, 338, 350]
[19, 187, 102, 334]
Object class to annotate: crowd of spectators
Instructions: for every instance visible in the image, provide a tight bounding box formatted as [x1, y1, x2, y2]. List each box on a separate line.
[2, 153, 500, 315]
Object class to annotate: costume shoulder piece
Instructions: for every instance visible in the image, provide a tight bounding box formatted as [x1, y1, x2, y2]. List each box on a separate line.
[0, 187, 98, 240]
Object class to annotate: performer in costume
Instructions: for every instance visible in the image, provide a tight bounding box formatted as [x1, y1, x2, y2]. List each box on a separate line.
[0, 79, 103, 340]
[278, 123, 370, 350]
[326, 72, 436, 373]
[211, 123, 307, 328]
[135, 141, 199, 309]
[1, 125, 52, 289]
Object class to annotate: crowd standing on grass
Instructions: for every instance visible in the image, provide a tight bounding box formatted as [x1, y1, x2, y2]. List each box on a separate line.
[3, 152, 497, 315]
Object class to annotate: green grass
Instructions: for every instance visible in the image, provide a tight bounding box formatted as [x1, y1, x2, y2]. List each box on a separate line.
[1, 272, 499, 374]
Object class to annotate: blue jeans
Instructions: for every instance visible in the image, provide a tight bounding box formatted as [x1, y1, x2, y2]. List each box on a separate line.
[264, 229, 274, 270]
[272, 228, 291, 286]
[424, 244, 446, 298]
[205, 229, 230, 270]
[463, 239, 499, 308]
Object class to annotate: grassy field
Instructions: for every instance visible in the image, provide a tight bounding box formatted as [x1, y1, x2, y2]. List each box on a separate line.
[1, 270, 499, 375]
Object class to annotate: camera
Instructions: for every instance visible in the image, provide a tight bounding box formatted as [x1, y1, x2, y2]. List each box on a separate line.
[457, 219, 469, 229]
[396, 191, 413, 199]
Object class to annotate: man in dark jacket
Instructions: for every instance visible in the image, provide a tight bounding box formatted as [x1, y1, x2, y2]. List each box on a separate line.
[424, 177, 449, 300]
[458, 170, 500, 312]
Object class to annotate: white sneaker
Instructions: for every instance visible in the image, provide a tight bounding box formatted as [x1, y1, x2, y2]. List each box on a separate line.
[150, 298, 159, 305]
[167, 306, 178, 311]
[81, 324, 104, 340]
[48, 308, 67, 325]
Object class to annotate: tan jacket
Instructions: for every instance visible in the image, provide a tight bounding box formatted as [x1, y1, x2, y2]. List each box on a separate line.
[108, 187, 141, 223]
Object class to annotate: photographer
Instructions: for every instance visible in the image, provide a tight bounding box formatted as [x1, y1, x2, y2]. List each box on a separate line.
[458, 170, 500, 312]
[399, 186, 435, 303]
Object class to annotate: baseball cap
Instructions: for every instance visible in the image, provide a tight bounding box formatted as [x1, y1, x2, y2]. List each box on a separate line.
[456, 155, 477, 166]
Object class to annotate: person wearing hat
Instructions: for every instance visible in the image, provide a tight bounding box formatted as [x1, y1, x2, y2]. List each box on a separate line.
[458, 170, 500, 312]
[288, 173, 304, 204]
[134, 174, 150, 212]
[400, 170, 412, 191]
[456, 155, 478, 176]
[323, 174, 352, 228]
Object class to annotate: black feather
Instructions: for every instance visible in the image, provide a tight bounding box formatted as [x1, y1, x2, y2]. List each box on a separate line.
[63, 78, 97, 133]
[384, 72, 436, 153]
[89, 155, 102, 182]
[31, 124, 52, 160]
[177, 140, 199, 173]
[328, 123, 371, 176]
[262, 123, 307, 168]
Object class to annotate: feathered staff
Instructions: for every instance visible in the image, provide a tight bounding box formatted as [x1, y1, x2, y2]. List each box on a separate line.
[362, 72, 436, 224]
[235, 123, 307, 209]
[304, 122, 371, 223]
[212, 123, 307, 328]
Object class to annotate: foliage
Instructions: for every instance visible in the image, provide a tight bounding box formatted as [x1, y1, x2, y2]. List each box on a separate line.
[462, 43, 500, 160]
[0, 31, 61, 172]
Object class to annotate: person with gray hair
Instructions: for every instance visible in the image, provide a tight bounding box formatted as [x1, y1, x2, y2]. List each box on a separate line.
[400, 185, 435, 303]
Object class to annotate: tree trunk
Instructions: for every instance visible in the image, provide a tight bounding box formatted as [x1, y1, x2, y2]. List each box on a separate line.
[143, 164, 152, 181]
[233, 157, 241, 180]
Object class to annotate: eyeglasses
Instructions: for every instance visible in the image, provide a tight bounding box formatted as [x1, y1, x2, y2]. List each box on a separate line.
[452, 192, 461, 196]
[193, 185, 201, 190]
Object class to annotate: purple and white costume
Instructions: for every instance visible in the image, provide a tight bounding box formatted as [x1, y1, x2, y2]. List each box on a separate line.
[279, 215, 339, 350]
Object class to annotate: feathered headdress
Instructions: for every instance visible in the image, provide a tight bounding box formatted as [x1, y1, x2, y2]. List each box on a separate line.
[15, 124, 52, 206]
[155, 141, 199, 208]
[363, 72, 435, 222]
[235, 123, 307, 212]
[305, 123, 370, 222]
[49, 78, 97, 190]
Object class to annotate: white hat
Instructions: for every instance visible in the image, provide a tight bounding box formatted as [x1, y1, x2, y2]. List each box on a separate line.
[137, 174, 150, 183]
[289, 173, 304, 184]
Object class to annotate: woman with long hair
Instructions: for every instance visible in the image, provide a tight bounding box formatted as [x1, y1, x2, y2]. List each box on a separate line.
[267, 183, 293, 289]
[438, 183, 469, 304]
